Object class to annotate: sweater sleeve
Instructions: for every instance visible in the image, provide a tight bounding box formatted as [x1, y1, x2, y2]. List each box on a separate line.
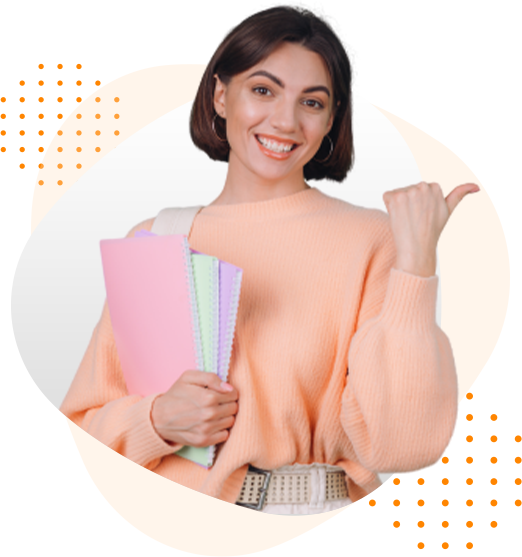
[340, 218, 458, 473]
[60, 218, 183, 469]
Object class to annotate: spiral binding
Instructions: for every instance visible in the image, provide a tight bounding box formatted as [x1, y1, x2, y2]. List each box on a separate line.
[207, 259, 221, 468]
[210, 259, 219, 376]
[181, 238, 204, 371]
[219, 269, 243, 383]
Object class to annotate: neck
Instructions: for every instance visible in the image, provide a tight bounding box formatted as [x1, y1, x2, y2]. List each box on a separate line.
[209, 151, 310, 206]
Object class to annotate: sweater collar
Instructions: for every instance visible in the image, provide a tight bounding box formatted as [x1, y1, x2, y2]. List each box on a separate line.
[199, 186, 330, 220]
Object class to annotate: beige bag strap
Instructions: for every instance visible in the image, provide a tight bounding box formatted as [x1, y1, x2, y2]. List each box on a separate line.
[151, 205, 204, 236]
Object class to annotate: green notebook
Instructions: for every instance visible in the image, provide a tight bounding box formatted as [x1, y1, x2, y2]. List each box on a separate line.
[176, 253, 220, 468]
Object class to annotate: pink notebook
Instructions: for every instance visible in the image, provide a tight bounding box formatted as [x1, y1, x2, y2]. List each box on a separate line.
[99, 234, 204, 397]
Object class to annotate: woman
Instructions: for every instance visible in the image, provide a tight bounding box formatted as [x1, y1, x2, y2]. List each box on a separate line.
[61, 6, 477, 515]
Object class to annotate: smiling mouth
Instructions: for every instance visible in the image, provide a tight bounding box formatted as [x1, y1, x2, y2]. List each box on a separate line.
[255, 135, 298, 153]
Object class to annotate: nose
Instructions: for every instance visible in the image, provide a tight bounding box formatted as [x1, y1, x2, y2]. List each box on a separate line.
[269, 98, 298, 133]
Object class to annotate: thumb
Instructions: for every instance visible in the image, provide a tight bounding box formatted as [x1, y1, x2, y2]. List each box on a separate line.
[445, 182, 480, 215]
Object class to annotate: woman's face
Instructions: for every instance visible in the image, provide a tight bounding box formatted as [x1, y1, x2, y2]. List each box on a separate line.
[214, 42, 336, 185]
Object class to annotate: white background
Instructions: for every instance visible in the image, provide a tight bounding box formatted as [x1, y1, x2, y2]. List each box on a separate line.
[0, 0, 522, 556]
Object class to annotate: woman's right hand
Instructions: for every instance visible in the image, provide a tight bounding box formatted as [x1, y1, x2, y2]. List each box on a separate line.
[150, 370, 239, 447]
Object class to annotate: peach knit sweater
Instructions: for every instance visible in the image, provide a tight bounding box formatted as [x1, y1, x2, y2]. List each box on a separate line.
[60, 186, 458, 504]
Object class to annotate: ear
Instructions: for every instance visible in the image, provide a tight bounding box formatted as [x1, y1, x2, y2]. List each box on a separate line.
[213, 74, 227, 118]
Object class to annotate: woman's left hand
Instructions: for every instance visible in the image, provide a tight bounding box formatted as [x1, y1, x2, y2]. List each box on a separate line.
[383, 181, 480, 277]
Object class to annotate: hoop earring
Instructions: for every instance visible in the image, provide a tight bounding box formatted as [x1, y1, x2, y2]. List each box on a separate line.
[313, 134, 333, 163]
[212, 113, 228, 143]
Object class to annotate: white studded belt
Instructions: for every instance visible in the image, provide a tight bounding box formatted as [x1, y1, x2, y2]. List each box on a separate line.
[236, 464, 349, 511]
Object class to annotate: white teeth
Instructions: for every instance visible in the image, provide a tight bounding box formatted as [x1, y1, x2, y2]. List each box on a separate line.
[257, 136, 295, 153]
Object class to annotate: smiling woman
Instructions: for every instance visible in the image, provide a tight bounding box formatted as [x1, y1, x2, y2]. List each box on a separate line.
[190, 6, 353, 184]
[60, 5, 474, 516]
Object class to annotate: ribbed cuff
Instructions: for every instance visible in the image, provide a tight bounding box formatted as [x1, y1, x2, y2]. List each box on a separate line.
[124, 394, 183, 466]
[378, 268, 439, 332]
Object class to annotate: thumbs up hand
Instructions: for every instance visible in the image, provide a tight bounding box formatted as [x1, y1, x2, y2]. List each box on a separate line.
[383, 181, 480, 277]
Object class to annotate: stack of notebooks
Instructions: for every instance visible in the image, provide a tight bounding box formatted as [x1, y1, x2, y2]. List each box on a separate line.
[100, 230, 243, 469]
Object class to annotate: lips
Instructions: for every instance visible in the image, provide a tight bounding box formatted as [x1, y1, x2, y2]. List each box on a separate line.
[255, 134, 299, 153]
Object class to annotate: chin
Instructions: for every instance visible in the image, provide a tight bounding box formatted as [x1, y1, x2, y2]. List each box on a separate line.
[252, 165, 299, 183]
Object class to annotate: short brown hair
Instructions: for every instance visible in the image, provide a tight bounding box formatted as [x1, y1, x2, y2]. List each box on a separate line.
[190, 6, 354, 182]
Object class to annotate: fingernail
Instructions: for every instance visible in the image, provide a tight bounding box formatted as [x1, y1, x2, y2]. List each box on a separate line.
[221, 382, 233, 392]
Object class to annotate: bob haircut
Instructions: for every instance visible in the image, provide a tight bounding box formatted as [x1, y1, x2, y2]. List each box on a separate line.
[190, 5, 354, 182]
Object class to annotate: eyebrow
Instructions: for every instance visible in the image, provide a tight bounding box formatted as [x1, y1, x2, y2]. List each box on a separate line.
[247, 70, 331, 98]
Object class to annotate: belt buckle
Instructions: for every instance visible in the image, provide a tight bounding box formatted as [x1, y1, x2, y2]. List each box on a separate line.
[236, 465, 272, 511]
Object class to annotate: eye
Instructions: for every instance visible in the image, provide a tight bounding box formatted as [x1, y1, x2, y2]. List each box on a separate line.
[303, 99, 324, 109]
[253, 86, 272, 96]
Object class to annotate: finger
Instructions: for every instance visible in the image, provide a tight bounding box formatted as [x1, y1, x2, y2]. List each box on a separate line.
[181, 370, 235, 394]
[428, 182, 443, 195]
[186, 429, 230, 448]
[209, 415, 236, 433]
[202, 382, 239, 403]
[196, 386, 238, 411]
[445, 183, 480, 215]
[214, 400, 239, 418]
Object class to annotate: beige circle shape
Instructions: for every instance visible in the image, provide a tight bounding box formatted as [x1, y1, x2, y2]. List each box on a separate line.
[18, 53, 515, 557]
